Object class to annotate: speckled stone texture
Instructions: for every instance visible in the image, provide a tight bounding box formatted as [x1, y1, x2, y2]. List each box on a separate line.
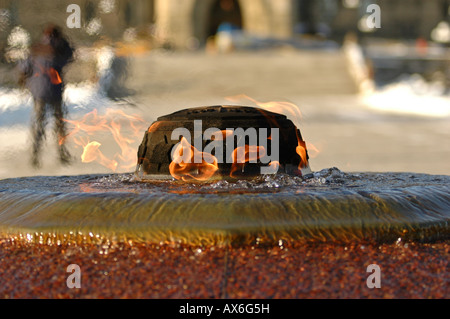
[0, 239, 448, 299]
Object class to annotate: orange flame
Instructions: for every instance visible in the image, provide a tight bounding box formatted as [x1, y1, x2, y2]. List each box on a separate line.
[230, 145, 268, 177]
[306, 142, 320, 159]
[226, 94, 313, 172]
[74, 138, 118, 171]
[266, 160, 280, 174]
[169, 137, 219, 181]
[168, 135, 279, 180]
[295, 129, 308, 169]
[226, 94, 303, 126]
[211, 129, 234, 141]
[64, 108, 146, 172]
[166, 96, 314, 180]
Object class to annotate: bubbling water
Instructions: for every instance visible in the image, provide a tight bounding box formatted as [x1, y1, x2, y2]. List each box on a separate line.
[0, 168, 448, 246]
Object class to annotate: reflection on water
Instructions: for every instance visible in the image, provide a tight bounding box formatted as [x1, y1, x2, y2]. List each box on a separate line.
[0, 168, 448, 245]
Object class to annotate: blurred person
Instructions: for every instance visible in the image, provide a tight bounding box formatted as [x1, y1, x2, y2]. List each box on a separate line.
[18, 24, 74, 168]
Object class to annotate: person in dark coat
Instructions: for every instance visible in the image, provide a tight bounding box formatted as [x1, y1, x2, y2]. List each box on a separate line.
[19, 24, 74, 168]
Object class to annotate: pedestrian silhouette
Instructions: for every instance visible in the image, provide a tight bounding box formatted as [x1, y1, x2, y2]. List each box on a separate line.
[18, 24, 74, 168]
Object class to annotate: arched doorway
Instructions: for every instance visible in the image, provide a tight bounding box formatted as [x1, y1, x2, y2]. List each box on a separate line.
[193, 0, 243, 46]
[122, 0, 156, 27]
[296, 0, 318, 35]
[207, 0, 243, 38]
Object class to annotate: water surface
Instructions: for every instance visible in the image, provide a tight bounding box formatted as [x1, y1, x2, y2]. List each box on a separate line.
[0, 168, 448, 245]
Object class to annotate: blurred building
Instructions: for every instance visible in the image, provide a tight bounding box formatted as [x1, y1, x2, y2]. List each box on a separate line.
[0, 0, 448, 50]
[0, 0, 154, 43]
[159, 0, 450, 48]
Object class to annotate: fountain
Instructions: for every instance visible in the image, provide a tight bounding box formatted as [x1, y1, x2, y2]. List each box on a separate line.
[135, 105, 312, 180]
[0, 106, 448, 246]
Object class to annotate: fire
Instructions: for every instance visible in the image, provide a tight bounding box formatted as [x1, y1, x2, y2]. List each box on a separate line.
[226, 94, 319, 171]
[296, 129, 308, 169]
[212, 129, 234, 141]
[226, 94, 303, 126]
[230, 144, 265, 177]
[267, 161, 280, 173]
[169, 137, 219, 181]
[74, 138, 118, 171]
[164, 97, 314, 181]
[64, 108, 146, 172]
[306, 142, 320, 159]
[168, 131, 280, 180]
[226, 94, 314, 173]
[168, 138, 278, 180]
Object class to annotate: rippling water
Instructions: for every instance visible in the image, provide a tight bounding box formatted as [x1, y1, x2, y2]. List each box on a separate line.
[0, 168, 448, 245]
